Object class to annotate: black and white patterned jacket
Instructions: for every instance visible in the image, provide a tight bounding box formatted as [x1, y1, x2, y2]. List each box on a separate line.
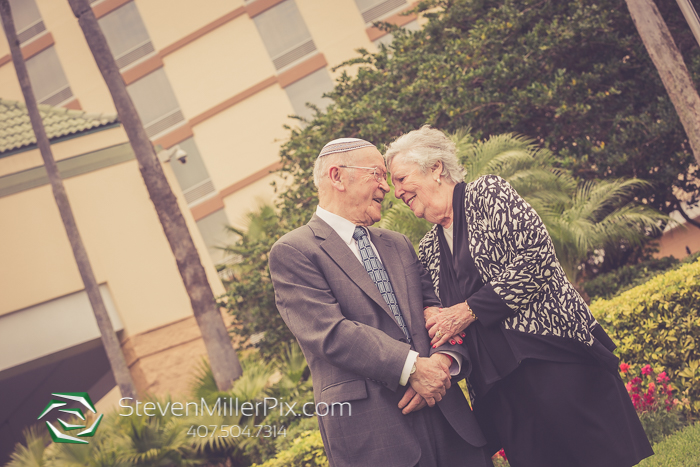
[418, 175, 598, 347]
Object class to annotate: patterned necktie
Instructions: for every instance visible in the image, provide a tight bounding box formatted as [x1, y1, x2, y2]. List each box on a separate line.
[352, 226, 412, 344]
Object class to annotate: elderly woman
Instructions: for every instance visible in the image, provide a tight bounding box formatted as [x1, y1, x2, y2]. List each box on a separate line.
[385, 126, 653, 467]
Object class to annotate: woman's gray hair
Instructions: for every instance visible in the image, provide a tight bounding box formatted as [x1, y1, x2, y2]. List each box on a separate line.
[385, 125, 465, 183]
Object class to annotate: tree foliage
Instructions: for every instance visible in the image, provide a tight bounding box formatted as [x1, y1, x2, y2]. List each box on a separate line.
[224, 0, 695, 352]
[277, 0, 699, 220]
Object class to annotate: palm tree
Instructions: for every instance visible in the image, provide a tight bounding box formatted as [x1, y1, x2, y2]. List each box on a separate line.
[0, 0, 137, 399]
[624, 0, 700, 166]
[65, 0, 241, 390]
[538, 178, 667, 285]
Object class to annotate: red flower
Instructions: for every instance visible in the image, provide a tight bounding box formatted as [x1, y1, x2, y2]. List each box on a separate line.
[620, 362, 630, 373]
[657, 372, 669, 383]
[641, 364, 653, 376]
[498, 449, 507, 461]
[648, 382, 656, 394]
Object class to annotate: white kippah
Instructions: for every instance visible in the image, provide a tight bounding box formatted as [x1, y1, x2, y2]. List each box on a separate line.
[318, 138, 375, 158]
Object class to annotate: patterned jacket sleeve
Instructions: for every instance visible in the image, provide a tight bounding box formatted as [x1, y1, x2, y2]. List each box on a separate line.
[466, 175, 560, 321]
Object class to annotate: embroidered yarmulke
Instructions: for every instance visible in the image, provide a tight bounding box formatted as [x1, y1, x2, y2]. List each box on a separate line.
[318, 138, 375, 158]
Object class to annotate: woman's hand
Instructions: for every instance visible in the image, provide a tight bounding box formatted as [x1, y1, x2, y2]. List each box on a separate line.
[426, 302, 475, 347]
[423, 306, 441, 323]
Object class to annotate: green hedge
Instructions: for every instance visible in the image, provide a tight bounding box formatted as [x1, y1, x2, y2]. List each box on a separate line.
[590, 260, 700, 412]
[251, 430, 328, 467]
[583, 256, 680, 301]
[637, 423, 700, 466]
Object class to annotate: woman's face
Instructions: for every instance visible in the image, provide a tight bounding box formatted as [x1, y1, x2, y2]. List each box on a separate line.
[390, 155, 450, 225]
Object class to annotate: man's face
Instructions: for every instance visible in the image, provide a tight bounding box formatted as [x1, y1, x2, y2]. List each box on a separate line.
[338, 147, 390, 226]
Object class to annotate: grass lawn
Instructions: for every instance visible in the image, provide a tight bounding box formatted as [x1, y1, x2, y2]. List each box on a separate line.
[637, 423, 700, 467]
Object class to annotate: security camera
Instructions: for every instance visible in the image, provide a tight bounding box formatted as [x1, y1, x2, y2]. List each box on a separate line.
[174, 148, 187, 164]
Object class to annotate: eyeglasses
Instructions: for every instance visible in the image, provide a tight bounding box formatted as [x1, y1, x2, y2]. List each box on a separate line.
[338, 165, 387, 183]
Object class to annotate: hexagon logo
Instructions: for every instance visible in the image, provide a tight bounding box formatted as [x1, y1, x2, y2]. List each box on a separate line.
[37, 392, 103, 444]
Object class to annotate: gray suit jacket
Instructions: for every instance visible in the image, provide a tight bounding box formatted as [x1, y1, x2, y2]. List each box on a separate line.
[269, 214, 486, 467]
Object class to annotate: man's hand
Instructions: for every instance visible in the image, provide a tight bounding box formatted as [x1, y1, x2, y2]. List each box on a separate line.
[408, 355, 451, 407]
[398, 386, 427, 414]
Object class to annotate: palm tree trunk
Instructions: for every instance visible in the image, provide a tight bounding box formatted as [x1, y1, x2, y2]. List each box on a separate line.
[0, 0, 137, 399]
[66, 0, 242, 390]
[625, 0, 700, 165]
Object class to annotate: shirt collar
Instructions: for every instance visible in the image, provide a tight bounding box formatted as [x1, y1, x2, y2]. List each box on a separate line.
[316, 205, 363, 246]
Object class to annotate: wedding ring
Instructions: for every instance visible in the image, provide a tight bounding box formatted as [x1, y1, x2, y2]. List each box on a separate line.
[435, 330, 443, 339]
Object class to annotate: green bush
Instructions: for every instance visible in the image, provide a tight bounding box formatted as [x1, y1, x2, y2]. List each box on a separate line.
[590, 260, 700, 412]
[637, 423, 700, 466]
[584, 256, 679, 300]
[251, 430, 328, 467]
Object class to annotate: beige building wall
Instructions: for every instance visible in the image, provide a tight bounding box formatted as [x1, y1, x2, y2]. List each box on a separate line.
[36, 0, 117, 113]
[297, 0, 374, 79]
[192, 85, 293, 191]
[655, 222, 700, 259]
[162, 15, 275, 121]
[136, 0, 241, 51]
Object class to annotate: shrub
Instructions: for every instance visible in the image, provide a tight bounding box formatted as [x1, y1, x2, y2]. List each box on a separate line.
[251, 430, 328, 467]
[590, 260, 700, 413]
[637, 423, 700, 466]
[584, 256, 679, 300]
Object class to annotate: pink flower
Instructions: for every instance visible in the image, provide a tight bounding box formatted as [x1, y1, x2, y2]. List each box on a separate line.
[620, 363, 630, 373]
[498, 449, 507, 461]
[648, 382, 656, 394]
[641, 364, 653, 376]
[625, 382, 633, 393]
[657, 372, 669, 383]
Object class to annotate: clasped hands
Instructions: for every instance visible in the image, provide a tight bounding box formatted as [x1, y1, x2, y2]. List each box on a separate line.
[398, 304, 476, 415]
[399, 353, 452, 415]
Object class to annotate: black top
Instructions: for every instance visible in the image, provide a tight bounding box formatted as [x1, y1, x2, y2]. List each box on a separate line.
[437, 182, 618, 399]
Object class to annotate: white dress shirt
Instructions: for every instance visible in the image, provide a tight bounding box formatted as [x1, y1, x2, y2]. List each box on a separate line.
[315, 206, 461, 385]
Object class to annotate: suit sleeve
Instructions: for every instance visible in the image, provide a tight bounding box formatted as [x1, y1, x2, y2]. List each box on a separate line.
[466, 175, 559, 326]
[269, 240, 411, 392]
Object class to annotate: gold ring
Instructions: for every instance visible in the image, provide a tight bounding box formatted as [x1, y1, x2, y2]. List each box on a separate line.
[435, 330, 443, 339]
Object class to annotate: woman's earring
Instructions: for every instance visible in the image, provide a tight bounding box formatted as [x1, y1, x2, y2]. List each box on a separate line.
[436, 177, 442, 185]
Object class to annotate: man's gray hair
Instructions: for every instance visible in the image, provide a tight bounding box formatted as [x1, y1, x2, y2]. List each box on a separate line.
[313, 152, 350, 189]
[385, 125, 465, 183]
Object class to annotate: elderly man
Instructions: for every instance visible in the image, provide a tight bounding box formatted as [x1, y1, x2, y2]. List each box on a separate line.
[268, 138, 491, 467]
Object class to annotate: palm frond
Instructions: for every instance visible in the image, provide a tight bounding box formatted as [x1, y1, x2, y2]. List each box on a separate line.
[7, 425, 49, 467]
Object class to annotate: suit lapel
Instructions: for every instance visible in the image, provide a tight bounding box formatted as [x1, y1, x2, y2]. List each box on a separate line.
[370, 229, 413, 332]
[311, 216, 394, 318]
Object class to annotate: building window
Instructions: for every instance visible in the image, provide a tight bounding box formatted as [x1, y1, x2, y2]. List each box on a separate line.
[196, 209, 234, 266]
[168, 138, 216, 206]
[98, 1, 155, 70]
[253, 0, 317, 71]
[8, 0, 45, 44]
[355, 0, 407, 24]
[25, 46, 73, 106]
[284, 68, 334, 121]
[127, 69, 185, 139]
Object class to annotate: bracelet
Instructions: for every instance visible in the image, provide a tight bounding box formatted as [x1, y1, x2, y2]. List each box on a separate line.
[465, 300, 477, 321]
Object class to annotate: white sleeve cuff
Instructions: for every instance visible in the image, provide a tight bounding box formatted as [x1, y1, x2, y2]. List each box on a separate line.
[437, 351, 463, 375]
[399, 350, 419, 386]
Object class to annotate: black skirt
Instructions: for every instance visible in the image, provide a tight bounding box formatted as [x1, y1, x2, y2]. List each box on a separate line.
[473, 359, 654, 467]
